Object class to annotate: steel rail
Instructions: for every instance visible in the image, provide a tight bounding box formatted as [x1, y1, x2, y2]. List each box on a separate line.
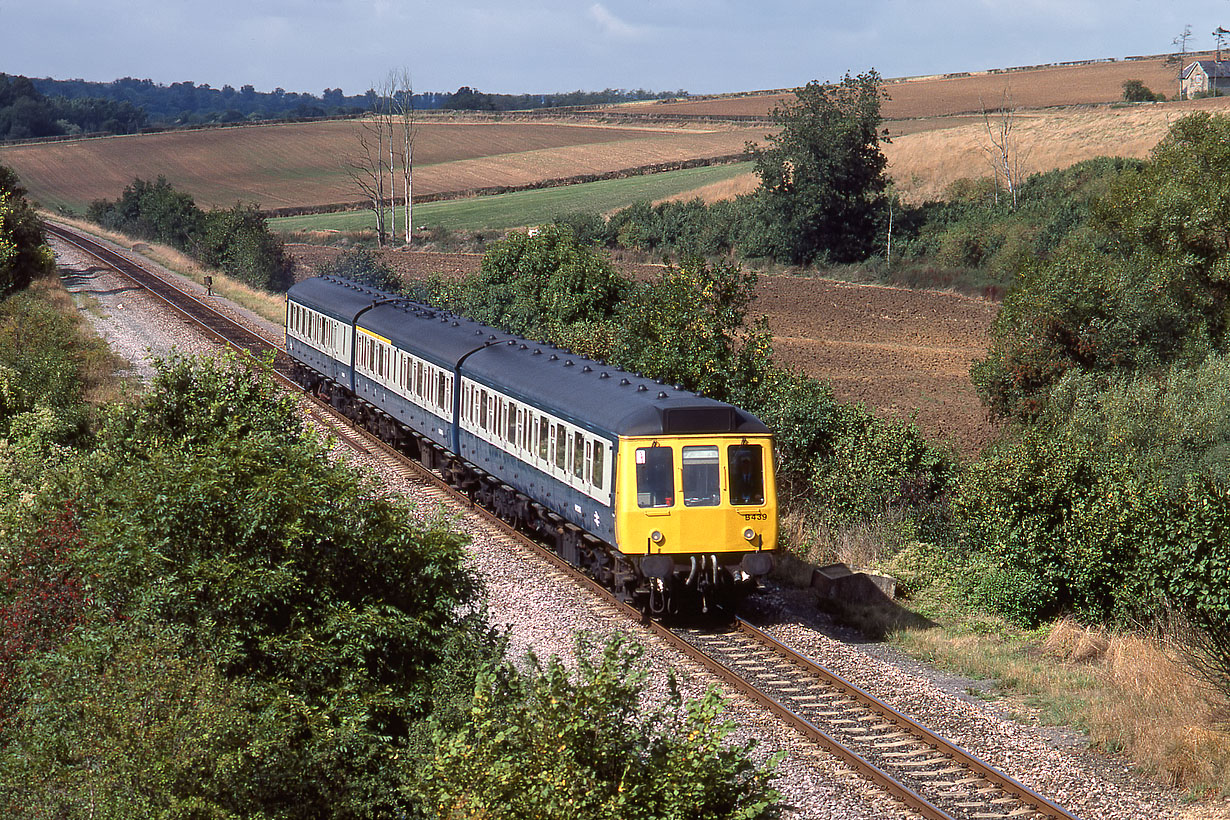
[48, 220, 1082, 820]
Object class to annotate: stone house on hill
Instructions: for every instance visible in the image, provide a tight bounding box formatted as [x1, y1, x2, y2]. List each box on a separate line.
[1181, 60, 1230, 98]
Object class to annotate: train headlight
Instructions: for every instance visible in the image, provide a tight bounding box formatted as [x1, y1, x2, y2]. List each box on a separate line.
[743, 527, 756, 541]
[650, 530, 665, 544]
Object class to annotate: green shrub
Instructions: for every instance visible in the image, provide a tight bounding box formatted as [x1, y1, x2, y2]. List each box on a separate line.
[88, 177, 294, 293]
[418, 634, 781, 820]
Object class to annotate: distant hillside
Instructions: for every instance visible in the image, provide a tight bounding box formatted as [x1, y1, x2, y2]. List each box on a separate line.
[612, 52, 1194, 122]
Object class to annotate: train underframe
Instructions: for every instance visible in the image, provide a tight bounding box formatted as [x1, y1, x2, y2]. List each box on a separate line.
[292, 364, 763, 617]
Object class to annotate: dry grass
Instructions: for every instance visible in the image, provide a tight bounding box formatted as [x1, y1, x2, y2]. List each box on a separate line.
[886, 96, 1230, 202]
[48, 213, 288, 326]
[895, 615, 1230, 796]
[653, 172, 759, 205]
[1045, 620, 1230, 792]
[778, 505, 913, 571]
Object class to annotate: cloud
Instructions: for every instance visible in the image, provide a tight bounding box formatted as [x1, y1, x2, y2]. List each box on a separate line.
[589, 3, 644, 39]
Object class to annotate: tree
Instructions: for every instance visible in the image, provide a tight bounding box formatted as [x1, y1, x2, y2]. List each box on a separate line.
[346, 96, 390, 244]
[612, 257, 771, 400]
[1122, 79, 1160, 102]
[973, 112, 1230, 419]
[0, 166, 53, 296]
[390, 69, 418, 246]
[456, 224, 629, 341]
[347, 70, 418, 246]
[979, 89, 1030, 208]
[745, 71, 889, 265]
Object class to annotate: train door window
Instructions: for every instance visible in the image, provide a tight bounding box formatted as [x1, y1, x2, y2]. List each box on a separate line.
[728, 445, 765, 506]
[584, 440, 592, 485]
[572, 432, 584, 479]
[636, 447, 674, 508]
[444, 375, 452, 412]
[479, 389, 488, 429]
[592, 442, 605, 490]
[555, 425, 567, 471]
[682, 446, 720, 507]
[506, 401, 516, 443]
[539, 416, 549, 462]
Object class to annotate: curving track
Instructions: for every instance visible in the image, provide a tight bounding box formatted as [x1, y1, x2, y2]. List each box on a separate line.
[47, 221, 1083, 820]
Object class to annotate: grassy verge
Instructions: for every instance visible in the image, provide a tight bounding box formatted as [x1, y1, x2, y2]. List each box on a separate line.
[269, 162, 754, 234]
[18, 271, 135, 407]
[795, 530, 1230, 799]
[45, 214, 288, 327]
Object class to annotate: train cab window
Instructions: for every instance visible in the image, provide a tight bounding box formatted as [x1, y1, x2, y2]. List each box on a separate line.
[592, 442, 605, 490]
[682, 446, 720, 507]
[636, 446, 674, 508]
[729, 445, 765, 506]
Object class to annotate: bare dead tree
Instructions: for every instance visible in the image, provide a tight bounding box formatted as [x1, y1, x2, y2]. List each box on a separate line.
[391, 68, 418, 246]
[345, 112, 389, 244]
[979, 89, 1030, 208]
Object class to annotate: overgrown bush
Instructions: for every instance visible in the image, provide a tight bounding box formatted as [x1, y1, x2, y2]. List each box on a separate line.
[452, 224, 630, 340]
[956, 357, 1230, 629]
[418, 634, 781, 820]
[88, 176, 293, 292]
[316, 247, 402, 291]
[0, 166, 54, 296]
[1, 353, 490, 819]
[974, 115, 1230, 420]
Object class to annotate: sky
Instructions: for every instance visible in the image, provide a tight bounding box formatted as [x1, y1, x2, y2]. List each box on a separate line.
[2, 1, 1229, 97]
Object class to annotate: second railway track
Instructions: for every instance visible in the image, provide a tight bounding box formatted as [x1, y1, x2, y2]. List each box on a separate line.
[48, 221, 1084, 820]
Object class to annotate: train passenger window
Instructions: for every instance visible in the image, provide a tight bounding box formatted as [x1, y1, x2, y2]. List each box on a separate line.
[636, 447, 674, 508]
[555, 425, 567, 470]
[438, 374, 447, 410]
[479, 389, 488, 429]
[538, 417, 548, 461]
[592, 442, 604, 490]
[506, 401, 516, 443]
[682, 446, 720, 507]
[573, 432, 585, 479]
[728, 445, 765, 506]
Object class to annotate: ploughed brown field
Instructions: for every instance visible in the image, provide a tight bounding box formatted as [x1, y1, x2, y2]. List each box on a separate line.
[289, 245, 998, 454]
[641, 53, 1187, 119]
[0, 120, 759, 212]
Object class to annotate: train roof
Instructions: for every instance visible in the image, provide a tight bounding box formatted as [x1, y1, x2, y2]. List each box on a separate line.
[287, 275, 770, 438]
[287, 275, 385, 323]
[461, 341, 768, 437]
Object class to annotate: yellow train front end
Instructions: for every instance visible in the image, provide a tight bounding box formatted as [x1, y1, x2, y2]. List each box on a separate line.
[615, 433, 777, 616]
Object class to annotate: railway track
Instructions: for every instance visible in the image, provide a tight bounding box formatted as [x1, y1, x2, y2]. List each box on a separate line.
[48, 221, 1083, 820]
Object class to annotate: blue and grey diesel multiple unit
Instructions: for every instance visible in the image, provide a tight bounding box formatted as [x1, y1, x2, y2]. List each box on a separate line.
[285, 274, 778, 615]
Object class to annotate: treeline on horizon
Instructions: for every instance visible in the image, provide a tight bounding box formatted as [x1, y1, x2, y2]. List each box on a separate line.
[0, 72, 687, 141]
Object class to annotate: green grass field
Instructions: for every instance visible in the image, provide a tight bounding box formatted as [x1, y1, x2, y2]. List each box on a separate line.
[270, 162, 753, 234]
